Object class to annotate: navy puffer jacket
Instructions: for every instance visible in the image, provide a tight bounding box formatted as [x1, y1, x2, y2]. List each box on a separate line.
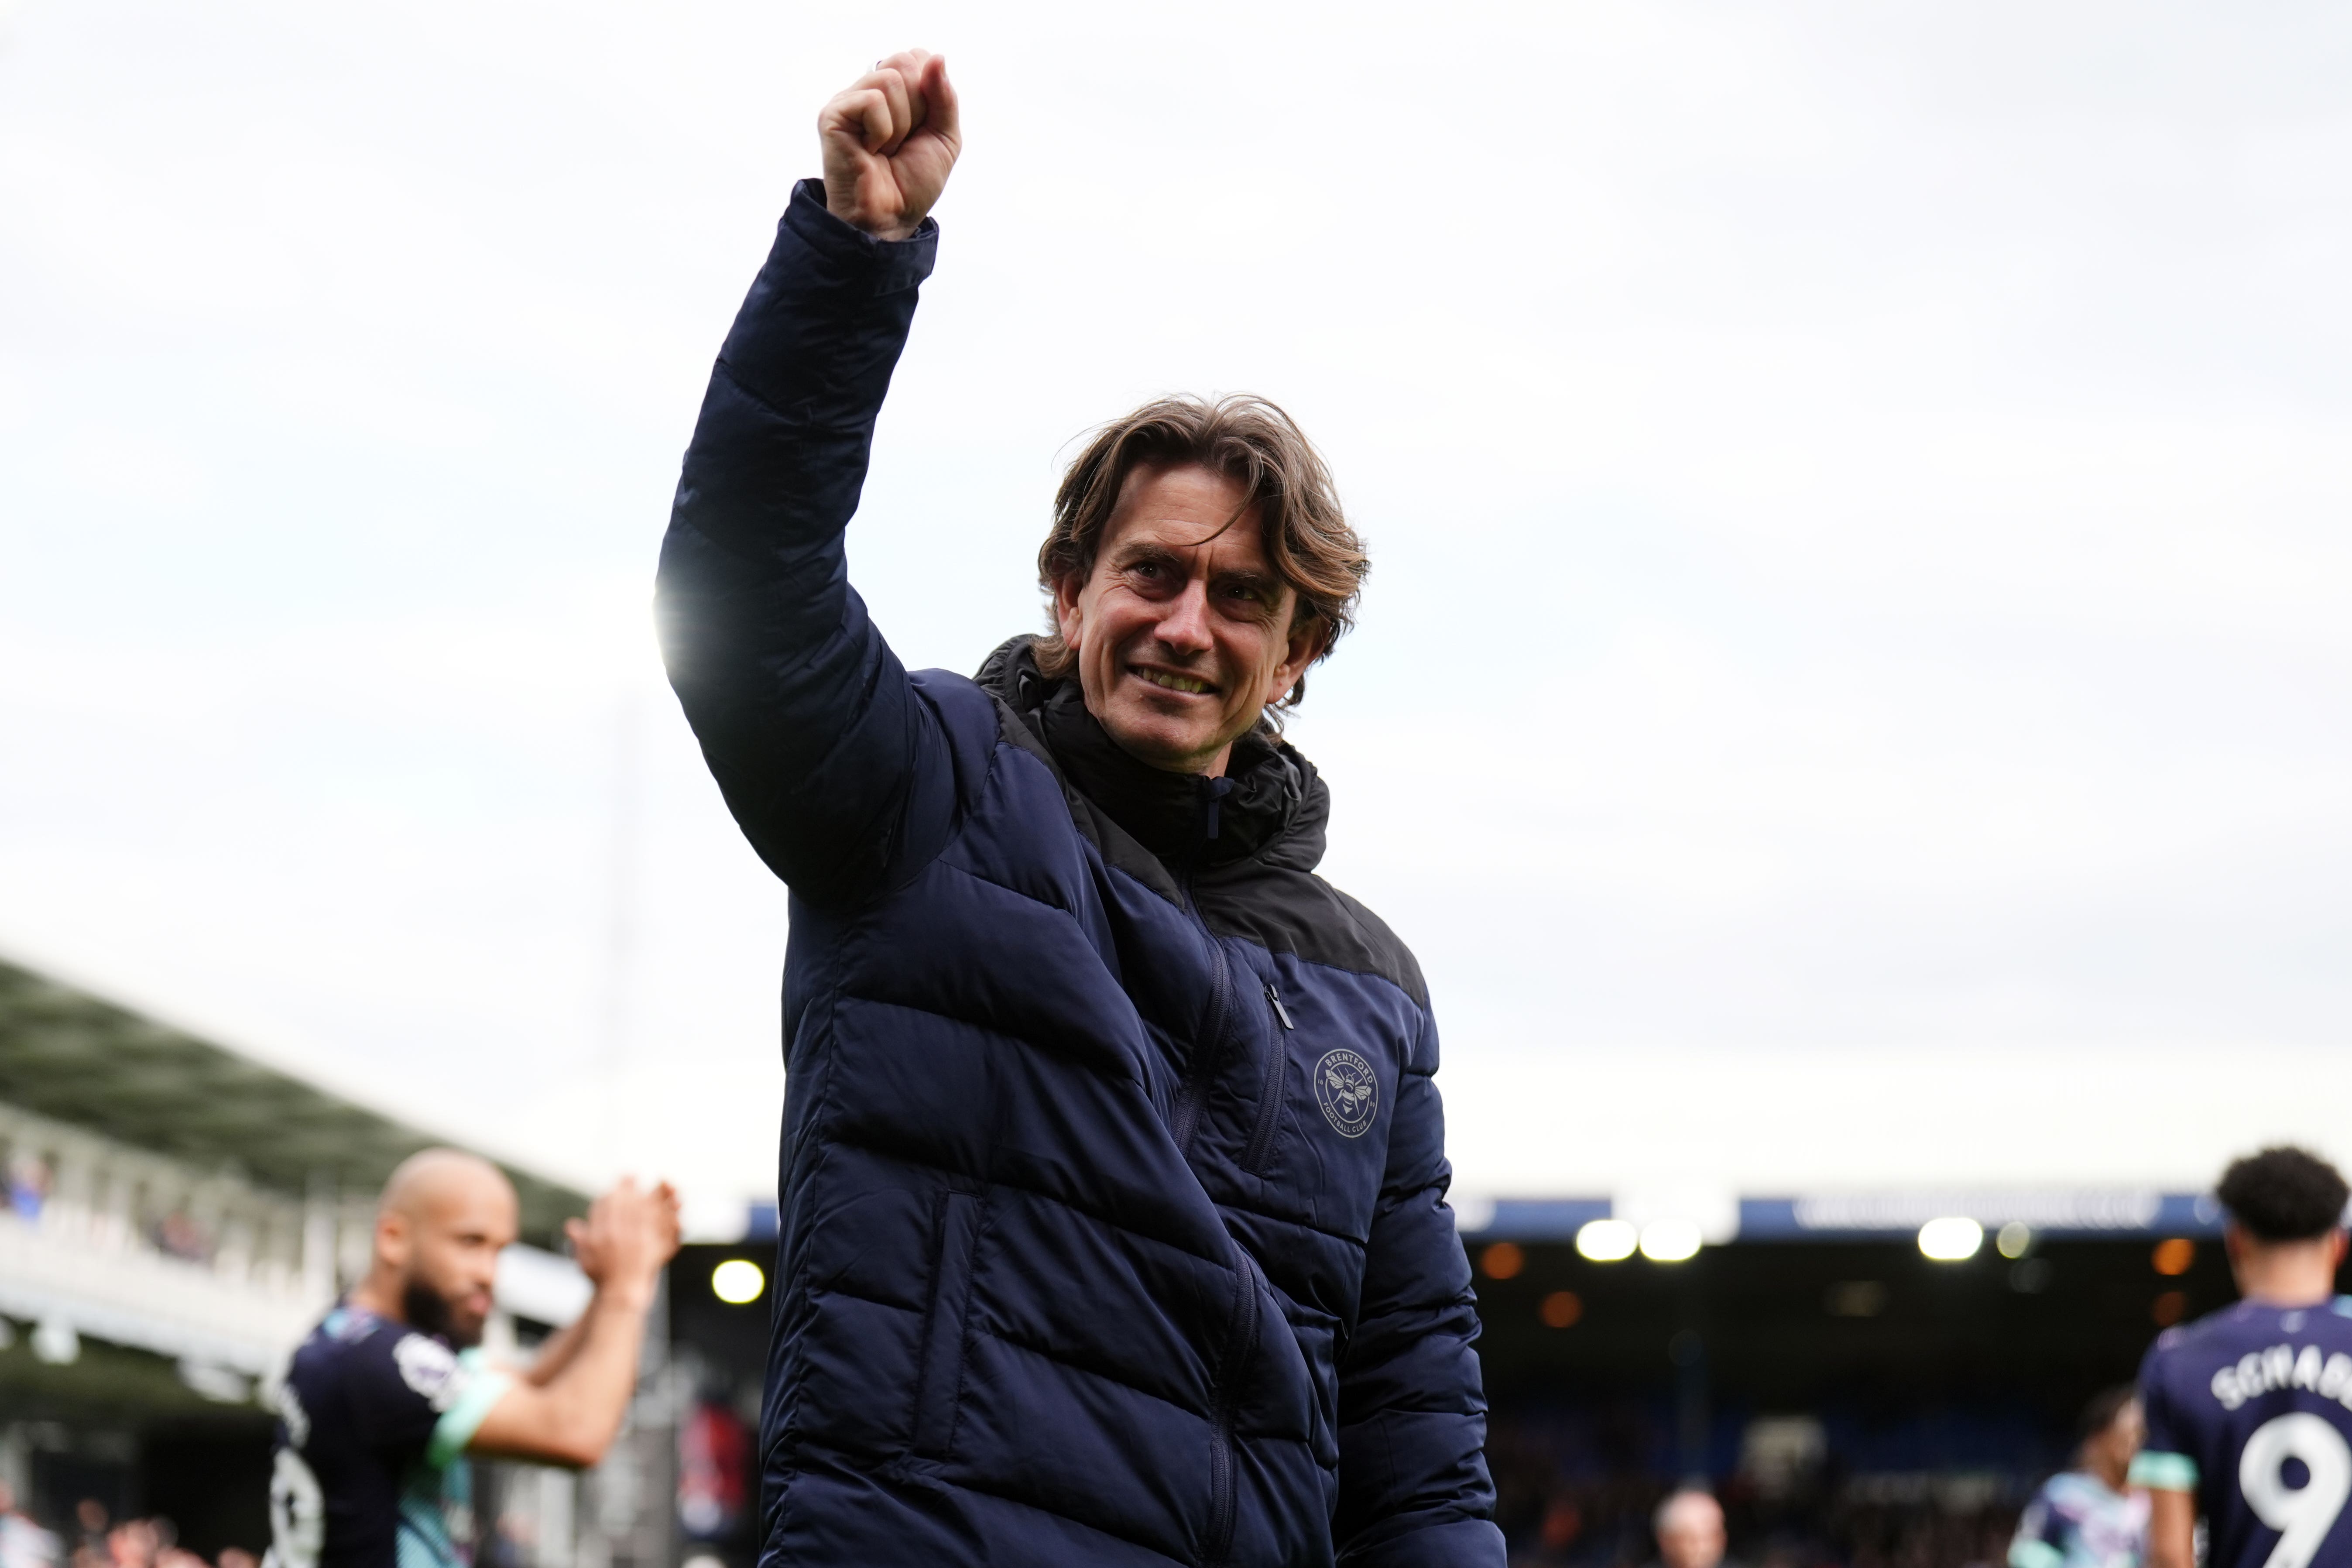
[657, 182, 1504, 1568]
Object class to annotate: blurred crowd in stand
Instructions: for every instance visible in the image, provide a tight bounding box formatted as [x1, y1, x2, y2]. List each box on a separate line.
[2, 1149, 216, 1265]
[1488, 1401, 2095, 1568]
[0, 1488, 255, 1568]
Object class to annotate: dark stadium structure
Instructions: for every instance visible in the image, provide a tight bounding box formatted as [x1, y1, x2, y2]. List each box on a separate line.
[1471, 1228, 2239, 1568]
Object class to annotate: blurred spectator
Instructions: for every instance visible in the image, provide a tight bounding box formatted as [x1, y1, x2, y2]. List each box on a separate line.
[1538, 1495, 1582, 1558]
[150, 1210, 209, 1263]
[103, 1518, 157, 1568]
[1652, 1490, 1733, 1568]
[0, 1498, 231, 1568]
[0, 1484, 62, 1568]
[1839, 1495, 2017, 1568]
[678, 1398, 751, 1538]
[2007, 1387, 2146, 1568]
[67, 1503, 107, 1568]
[138, 1519, 201, 1568]
[5, 1153, 49, 1222]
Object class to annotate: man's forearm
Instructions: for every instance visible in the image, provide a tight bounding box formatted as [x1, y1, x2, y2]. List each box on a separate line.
[540, 1283, 654, 1429]
[2146, 1490, 2198, 1568]
[470, 1282, 655, 1468]
[520, 1311, 591, 1387]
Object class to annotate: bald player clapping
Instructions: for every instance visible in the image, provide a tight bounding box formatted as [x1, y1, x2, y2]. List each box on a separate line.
[263, 1150, 679, 1568]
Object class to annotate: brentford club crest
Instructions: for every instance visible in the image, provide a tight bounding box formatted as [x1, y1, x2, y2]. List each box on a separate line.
[1313, 1048, 1378, 1138]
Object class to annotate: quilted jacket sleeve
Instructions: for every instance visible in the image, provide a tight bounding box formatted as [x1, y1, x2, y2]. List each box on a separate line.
[1332, 1004, 1508, 1567]
[655, 180, 963, 907]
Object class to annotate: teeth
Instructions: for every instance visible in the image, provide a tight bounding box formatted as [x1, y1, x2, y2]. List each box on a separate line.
[1140, 669, 1210, 695]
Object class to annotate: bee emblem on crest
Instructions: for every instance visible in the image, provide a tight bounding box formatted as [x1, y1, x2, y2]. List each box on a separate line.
[1313, 1048, 1378, 1138]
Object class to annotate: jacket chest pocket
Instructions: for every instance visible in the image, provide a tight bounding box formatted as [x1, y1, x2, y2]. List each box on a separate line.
[1245, 979, 1394, 1196]
[1241, 980, 1295, 1176]
[909, 1186, 984, 1460]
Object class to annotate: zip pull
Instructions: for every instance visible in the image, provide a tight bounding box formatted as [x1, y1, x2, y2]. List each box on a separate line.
[1264, 983, 1294, 1031]
[1201, 775, 1234, 843]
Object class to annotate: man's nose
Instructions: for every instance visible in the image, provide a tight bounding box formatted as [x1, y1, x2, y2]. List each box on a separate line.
[1154, 578, 1214, 654]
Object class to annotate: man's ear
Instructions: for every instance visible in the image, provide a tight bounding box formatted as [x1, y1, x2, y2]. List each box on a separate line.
[1052, 572, 1086, 651]
[1266, 614, 1325, 706]
[376, 1210, 413, 1271]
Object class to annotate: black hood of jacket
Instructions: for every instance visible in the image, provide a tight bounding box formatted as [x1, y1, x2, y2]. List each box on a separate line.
[975, 636, 1327, 877]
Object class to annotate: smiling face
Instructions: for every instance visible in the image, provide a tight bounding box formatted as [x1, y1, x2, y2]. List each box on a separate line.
[1053, 463, 1322, 776]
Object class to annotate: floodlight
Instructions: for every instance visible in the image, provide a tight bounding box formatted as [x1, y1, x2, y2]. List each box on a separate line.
[1639, 1218, 1702, 1263]
[1917, 1216, 1983, 1261]
[712, 1258, 767, 1304]
[1576, 1218, 1639, 1262]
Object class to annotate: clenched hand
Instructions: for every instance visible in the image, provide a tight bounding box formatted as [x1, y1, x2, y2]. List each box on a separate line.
[819, 49, 961, 242]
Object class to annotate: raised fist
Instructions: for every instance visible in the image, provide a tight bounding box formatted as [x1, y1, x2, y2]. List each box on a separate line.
[819, 49, 961, 243]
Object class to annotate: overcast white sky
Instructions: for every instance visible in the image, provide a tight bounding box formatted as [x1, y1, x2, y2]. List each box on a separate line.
[4, 1, 2350, 1221]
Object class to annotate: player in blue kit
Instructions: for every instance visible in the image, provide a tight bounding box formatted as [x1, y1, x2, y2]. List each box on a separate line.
[2136, 1148, 2352, 1568]
[265, 1149, 679, 1568]
[2010, 1385, 2149, 1568]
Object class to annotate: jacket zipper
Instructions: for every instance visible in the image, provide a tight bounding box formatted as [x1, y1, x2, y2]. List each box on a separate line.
[1241, 984, 1292, 1176]
[1174, 779, 1261, 1564]
[1166, 789, 1241, 1161]
[1206, 1249, 1263, 1567]
[1168, 868, 1233, 1155]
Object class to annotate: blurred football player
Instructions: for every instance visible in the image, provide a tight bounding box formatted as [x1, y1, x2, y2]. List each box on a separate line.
[2011, 1385, 2148, 1568]
[2138, 1147, 2352, 1568]
[264, 1149, 679, 1568]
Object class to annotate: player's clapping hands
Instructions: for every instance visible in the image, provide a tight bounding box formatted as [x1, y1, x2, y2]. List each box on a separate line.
[566, 1177, 682, 1303]
[819, 48, 960, 241]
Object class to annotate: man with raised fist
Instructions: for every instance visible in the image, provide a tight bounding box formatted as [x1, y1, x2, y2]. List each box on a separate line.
[657, 50, 1503, 1567]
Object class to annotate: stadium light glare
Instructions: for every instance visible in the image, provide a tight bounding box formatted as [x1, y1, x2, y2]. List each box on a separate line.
[1576, 1218, 1639, 1262]
[1996, 1221, 2032, 1259]
[1639, 1218, 1702, 1263]
[712, 1258, 767, 1304]
[1918, 1217, 1983, 1262]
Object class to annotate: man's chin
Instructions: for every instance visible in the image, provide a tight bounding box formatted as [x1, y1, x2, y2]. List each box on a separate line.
[402, 1278, 488, 1347]
[1099, 708, 1224, 774]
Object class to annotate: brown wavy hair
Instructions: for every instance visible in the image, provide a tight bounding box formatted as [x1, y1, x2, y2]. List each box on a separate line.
[1032, 394, 1368, 712]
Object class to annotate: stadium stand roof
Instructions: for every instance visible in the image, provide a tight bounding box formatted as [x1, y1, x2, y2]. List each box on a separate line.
[0, 955, 585, 1240]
